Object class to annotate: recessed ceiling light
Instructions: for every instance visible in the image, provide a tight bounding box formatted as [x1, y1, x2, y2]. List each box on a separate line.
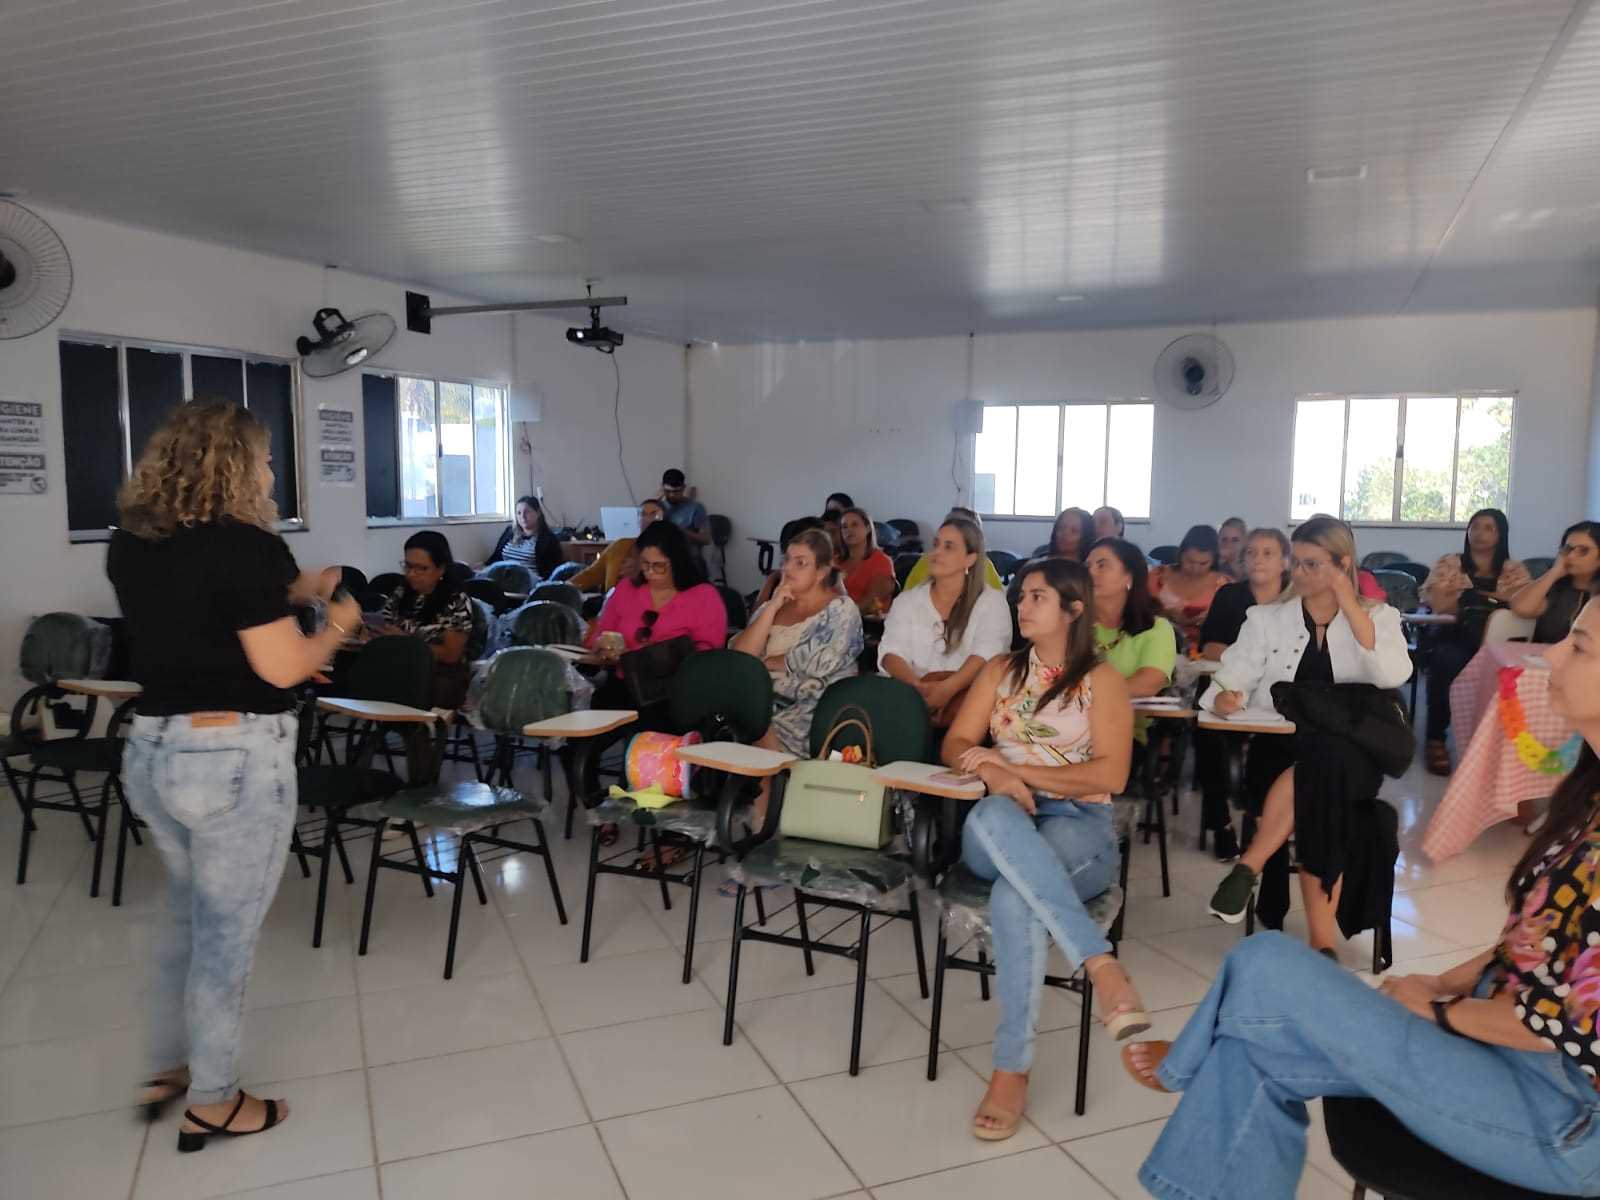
[529, 232, 577, 244]
[922, 198, 973, 215]
[1055, 294, 1086, 303]
[1306, 164, 1367, 184]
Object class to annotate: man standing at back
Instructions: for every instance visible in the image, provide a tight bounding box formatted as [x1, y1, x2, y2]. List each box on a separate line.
[659, 468, 711, 574]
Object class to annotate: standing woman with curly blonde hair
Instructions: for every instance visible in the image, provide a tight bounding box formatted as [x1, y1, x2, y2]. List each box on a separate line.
[108, 402, 361, 1152]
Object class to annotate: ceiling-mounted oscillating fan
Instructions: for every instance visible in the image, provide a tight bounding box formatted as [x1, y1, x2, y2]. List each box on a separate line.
[1153, 333, 1235, 411]
[295, 307, 397, 377]
[0, 201, 73, 340]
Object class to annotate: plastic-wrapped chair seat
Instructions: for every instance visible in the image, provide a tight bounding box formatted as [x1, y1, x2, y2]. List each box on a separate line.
[924, 824, 1132, 1117]
[481, 561, 536, 595]
[530, 581, 584, 614]
[588, 794, 720, 843]
[347, 780, 548, 834]
[20, 612, 111, 685]
[506, 600, 584, 649]
[729, 838, 915, 911]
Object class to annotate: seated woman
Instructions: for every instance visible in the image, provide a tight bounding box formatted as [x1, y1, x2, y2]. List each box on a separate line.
[486, 495, 565, 579]
[1510, 519, 1600, 644]
[878, 515, 1012, 725]
[1420, 508, 1530, 774]
[1124, 603, 1600, 1200]
[838, 507, 896, 617]
[571, 497, 665, 593]
[1195, 527, 1290, 861]
[756, 516, 836, 606]
[1092, 505, 1127, 542]
[1031, 507, 1094, 561]
[733, 528, 864, 817]
[1216, 515, 1247, 579]
[376, 531, 476, 709]
[943, 557, 1146, 1141]
[1201, 516, 1412, 950]
[585, 520, 727, 707]
[1148, 524, 1230, 649]
[823, 491, 854, 515]
[903, 507, 1004, 591]
[1084, 537, 1177, 699]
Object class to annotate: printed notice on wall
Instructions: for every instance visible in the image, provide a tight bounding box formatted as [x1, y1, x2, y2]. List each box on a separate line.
[0, 399, 47, 495]
[317, 408, 356, 486]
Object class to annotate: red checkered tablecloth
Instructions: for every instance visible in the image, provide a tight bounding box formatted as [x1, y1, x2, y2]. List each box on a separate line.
[1422, 642, 1574, 862]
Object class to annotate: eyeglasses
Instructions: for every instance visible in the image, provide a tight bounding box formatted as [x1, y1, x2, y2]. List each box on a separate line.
[640, 559, 672, 575]
[1289, 558, 1328, 573]
[401, 561, 433, 574]
[635, 610, 660, 643]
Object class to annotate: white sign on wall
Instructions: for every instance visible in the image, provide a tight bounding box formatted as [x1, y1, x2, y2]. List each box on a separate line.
[0, 399, 47, 495]
[317, 407, 356, 486]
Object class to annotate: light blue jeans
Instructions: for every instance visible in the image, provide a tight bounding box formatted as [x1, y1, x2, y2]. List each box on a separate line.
[1141, 931, 1600, 1199]
[960, 793, 1119, 1072]
[122, 712, 297, 1106]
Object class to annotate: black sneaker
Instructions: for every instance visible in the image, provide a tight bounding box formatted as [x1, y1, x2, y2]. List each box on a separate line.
[1210, 825, 1240, 863]
[1208, 864, 1256, 924]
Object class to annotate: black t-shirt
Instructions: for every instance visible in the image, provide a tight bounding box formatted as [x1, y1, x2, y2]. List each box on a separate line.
[107, 521, 299, 715]
[1199, 580, 1254, 649]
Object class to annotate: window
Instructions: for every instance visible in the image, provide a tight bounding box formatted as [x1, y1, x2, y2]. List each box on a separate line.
[363, 372, 506, 523]
[1289, 394, 1514, 525]
[58, 336, 300, 540]
[973, 402, 1154, 519]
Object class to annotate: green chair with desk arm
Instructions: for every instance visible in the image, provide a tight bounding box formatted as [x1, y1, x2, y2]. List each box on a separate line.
[343, 646, 577, 979]
[577, 648, 774, 982]
[530, 581, 584, 615]
[713, 673, 934, 1076]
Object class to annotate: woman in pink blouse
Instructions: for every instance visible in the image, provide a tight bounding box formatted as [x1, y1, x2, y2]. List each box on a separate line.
[1121, 599, 1600, 1198]
[586, 520, 726, 663]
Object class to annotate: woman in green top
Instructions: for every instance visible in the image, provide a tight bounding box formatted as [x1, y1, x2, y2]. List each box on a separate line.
[1085, 537, 1177, 698]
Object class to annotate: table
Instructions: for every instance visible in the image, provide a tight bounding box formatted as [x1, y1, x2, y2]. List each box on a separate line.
[674, 741, 797, 776]
[1424, 643, 1573, 862]
[317, 698, 439, 724]
[1197, 712, 1296, 736]
[872, 760, 984, 800]
[561, 539, 610, 566]
[55, 679, 142, 701]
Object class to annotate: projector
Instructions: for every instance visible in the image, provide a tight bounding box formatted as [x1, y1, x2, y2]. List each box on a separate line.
[567, 308, 623, 354]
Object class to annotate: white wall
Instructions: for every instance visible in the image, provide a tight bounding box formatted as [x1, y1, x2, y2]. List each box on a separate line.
[690, 310, 1600, 593]
[0, 206, 687, 695]
[509, 316, 687, 531]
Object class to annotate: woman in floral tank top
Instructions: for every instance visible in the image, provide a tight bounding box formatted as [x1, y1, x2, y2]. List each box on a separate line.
[942, 557, 1145, 1141]
[1122, 599, 1600, 1199]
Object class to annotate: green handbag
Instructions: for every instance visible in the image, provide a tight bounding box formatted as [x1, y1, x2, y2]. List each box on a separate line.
[777, 710, 892, 849]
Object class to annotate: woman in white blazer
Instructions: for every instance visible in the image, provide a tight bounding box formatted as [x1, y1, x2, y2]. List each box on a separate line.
[1199, 517, 1412, 952]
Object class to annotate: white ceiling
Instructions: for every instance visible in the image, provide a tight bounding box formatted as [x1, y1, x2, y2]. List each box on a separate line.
[3, 0, 1599, 342]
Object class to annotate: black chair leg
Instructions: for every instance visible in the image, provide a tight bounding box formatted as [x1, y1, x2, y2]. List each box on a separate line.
[908, 890, 929, 999]
[313, 817, 337, 948]
[682, 841, 706, 985]
[1074, 975, 1093, 1116]
[406, 822, 434, 897]
[794, 891, 816, 975]
[14, 779, 33, 885]
[722, 885, 748, 1046]
[112, 792, 134, 908]
[89, 777, 111, 899]
[462, 837, 489, 906]
[976, 948, 992, 1001]
[532, 818, 567, 924]
[580, 824, 601, 963]
[331, 824, 355, 884]
[65, 774, 98, 842]
[357, 820, 387, 956]
[651, 832, 673, 912]
[848, 908, 872, 1076]
[753, 886, 768, 926]
[290, 827, 313, 879]
[927, 926, 948, 1080]
[1156, 794, 1171, 898]
[443, 837, 471, 980]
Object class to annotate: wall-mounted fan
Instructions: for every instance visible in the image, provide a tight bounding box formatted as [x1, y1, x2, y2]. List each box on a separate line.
[295, 307, 396, 377]
[1154, 333, 1234, 411]
[0, 201, 73, 340]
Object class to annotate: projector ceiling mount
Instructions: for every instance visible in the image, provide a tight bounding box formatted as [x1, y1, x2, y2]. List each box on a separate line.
[405, 289, 625, 334]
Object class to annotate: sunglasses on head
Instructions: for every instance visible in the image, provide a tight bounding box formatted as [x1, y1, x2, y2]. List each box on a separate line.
[635, 610, 660, 643]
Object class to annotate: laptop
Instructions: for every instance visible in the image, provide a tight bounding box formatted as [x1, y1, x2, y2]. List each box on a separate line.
[599, 506, 641, 540]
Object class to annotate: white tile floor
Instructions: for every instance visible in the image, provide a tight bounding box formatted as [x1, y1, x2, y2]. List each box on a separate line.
[0, 740, 1530, 1199]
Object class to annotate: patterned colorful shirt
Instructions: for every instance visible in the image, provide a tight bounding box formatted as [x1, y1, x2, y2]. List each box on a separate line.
[988, 649, 1106, 802]
[1490, 814, 1600, 1078]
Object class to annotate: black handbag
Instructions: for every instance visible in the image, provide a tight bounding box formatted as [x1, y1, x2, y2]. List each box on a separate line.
[619, 635, 695, 710]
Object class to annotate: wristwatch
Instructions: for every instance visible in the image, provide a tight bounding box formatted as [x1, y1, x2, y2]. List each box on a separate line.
[1431, 995, 1466, 1036]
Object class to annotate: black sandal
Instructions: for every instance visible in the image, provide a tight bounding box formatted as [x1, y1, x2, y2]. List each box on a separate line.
[632, 844, 690, 872]
[177, 1092, 286, 1153]
[139, 1073, 188, 1124]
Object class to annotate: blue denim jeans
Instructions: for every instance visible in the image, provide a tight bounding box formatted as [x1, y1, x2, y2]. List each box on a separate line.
[122, 712, 297, 1106]
[960, 794, 1119, 1072]
[1141, 931, 1600, 1199]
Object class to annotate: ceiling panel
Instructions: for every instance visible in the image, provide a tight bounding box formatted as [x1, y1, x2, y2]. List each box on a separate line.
[1, 0, 1595, 341]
